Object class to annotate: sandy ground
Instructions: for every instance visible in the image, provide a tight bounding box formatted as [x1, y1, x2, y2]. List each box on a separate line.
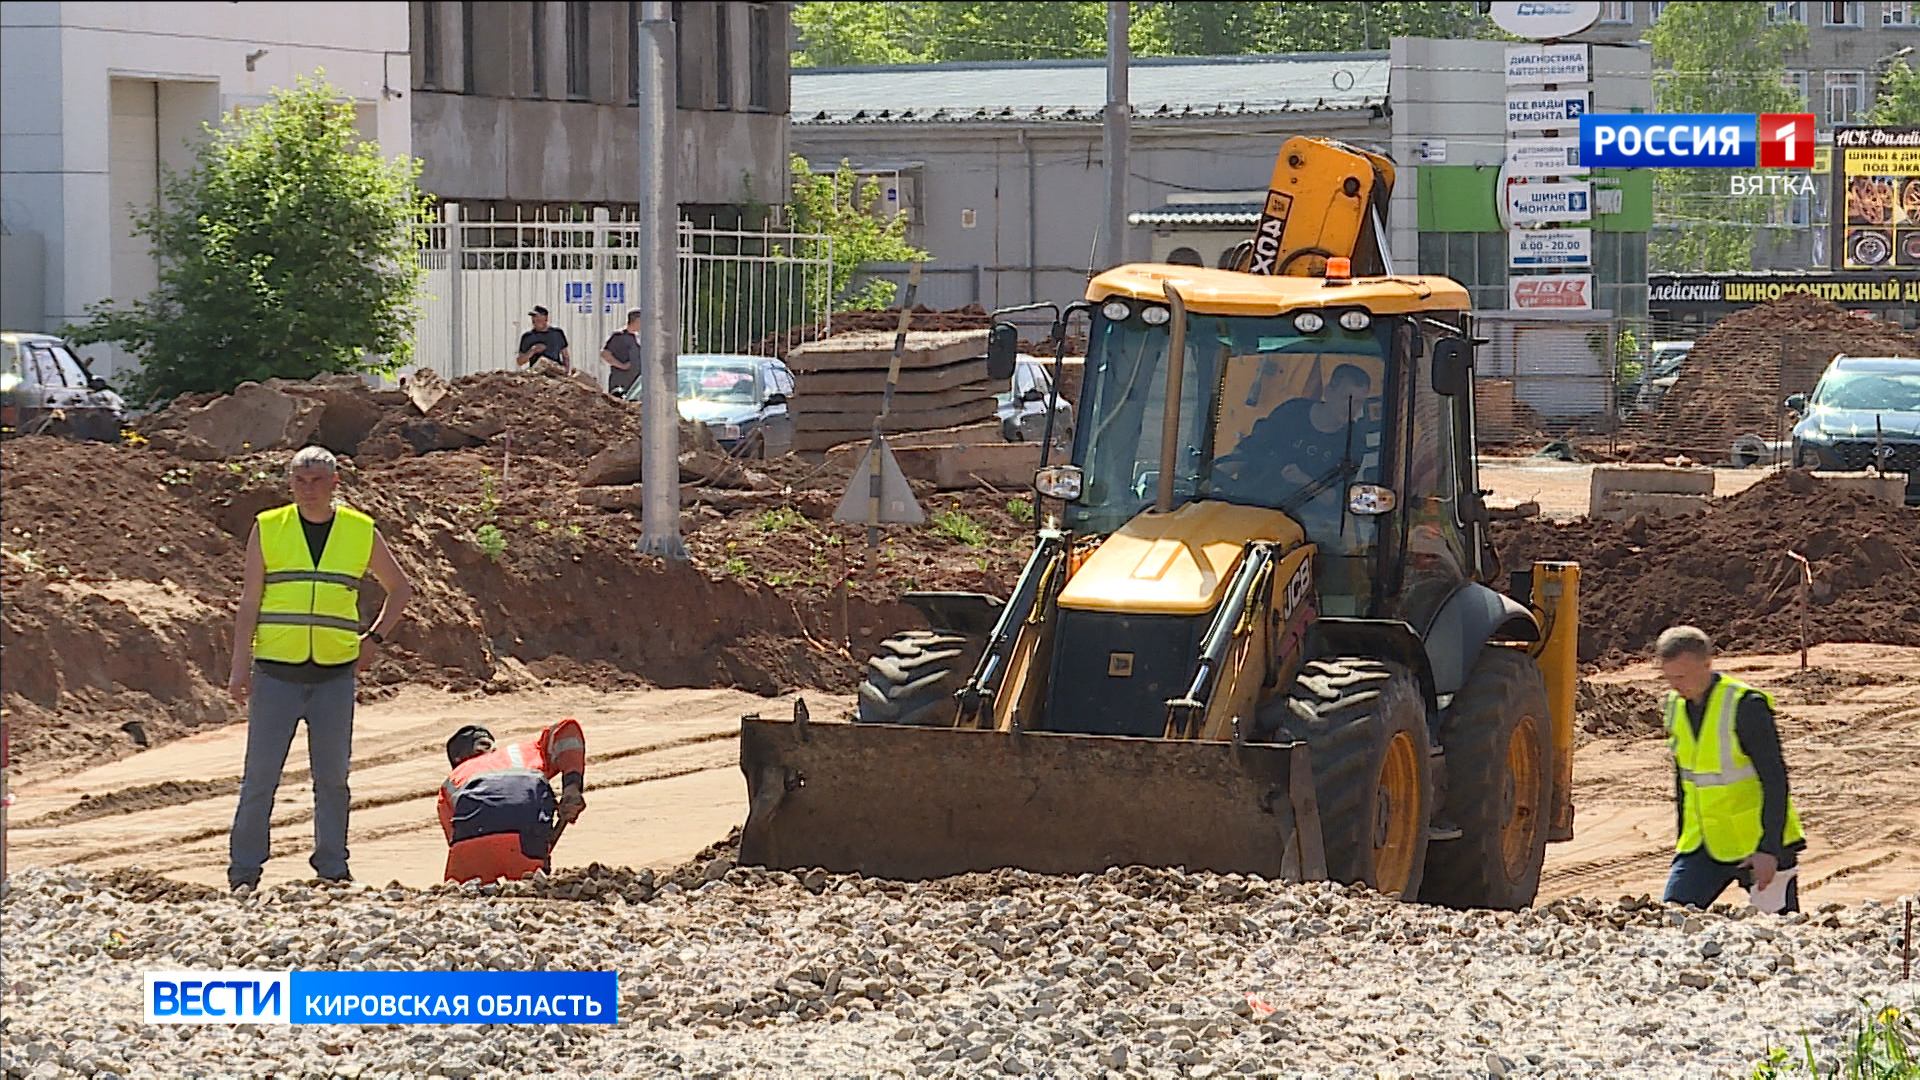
[1541, 643, 1920, 906]
[10, 644, 1915, 909]
[1478, 460, 1774, 521]
[5, 685, 848, 890]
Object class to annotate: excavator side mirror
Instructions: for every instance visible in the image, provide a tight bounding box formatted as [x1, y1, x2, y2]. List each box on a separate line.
[986, 323, 1019, 382]
[1432, 338, 1472, 397]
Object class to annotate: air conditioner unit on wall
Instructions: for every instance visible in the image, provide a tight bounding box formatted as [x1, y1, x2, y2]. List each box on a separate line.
[856, 168, 922, 225]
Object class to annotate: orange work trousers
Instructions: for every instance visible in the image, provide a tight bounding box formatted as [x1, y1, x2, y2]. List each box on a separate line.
[445, 833, 546, 884]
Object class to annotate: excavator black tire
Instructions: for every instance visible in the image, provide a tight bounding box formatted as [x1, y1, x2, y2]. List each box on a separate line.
[854, 629, 983, 726]
[1266, 658, 1432, 899]
[1419, 647, 1553, 911]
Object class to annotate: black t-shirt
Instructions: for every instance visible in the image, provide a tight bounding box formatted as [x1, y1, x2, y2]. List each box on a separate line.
[603, 329, 642, 392]
[518, 327, 570, 368]
[258, 510, 358, 684]
[1232, 397, 1377, 492]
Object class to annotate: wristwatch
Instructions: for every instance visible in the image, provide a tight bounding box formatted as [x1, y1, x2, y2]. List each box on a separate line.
[365, 629, 386, 644]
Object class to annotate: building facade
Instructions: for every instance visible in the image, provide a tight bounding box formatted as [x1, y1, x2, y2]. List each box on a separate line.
[1, 1, 410, 366]
[790, 53, 1393, 312]
[408, 1, 790, 219]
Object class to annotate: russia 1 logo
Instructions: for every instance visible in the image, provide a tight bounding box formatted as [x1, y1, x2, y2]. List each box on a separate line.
[1758, 113, 1816, 168]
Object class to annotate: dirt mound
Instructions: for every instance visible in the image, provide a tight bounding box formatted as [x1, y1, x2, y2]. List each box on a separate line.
[2, 425, 1031, 772]
[1576, 680, 1665, 742]
[1645, 294, 1920, 459]
[1492, 469, 1920, 664]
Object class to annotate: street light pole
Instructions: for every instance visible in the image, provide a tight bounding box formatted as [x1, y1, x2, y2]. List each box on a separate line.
[637, 1, 685, 559]
[1102, 1, 1131, 271]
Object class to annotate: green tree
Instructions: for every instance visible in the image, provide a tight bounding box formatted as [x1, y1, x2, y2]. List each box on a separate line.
[1647, 2, 1807, 271]
[791, 1, 1492, 67]
[1869, 58, 1920, 125]
[67, 74, 432, 405]
[789, 156, 929, 309]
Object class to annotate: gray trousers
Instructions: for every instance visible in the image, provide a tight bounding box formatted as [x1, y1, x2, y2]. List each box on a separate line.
[228, 665, 356, 886]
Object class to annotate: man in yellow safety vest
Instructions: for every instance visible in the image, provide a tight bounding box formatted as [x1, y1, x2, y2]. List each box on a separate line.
[226, 446, 413, 892]
[1656, 626, 1806, 913]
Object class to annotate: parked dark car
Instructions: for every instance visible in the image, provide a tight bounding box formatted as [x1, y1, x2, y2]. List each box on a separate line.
[623, 353, 795, 457]
[1787, 354, 1920, 505]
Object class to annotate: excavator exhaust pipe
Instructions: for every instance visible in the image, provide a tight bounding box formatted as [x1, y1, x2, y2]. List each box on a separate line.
[739, 711, 1327, 882]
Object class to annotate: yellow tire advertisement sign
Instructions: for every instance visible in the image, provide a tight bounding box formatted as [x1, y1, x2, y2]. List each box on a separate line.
[1834, 126, 1920, 270]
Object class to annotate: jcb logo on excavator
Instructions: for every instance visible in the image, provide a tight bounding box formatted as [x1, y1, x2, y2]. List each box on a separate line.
[1280, 555, 1313, 624]
[1247, 192, 1293, 276]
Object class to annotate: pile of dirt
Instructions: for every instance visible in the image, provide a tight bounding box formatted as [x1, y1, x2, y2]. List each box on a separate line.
[1, 417, 1033, 771]
[1643, 294, 1919, 459]
[1576, 680, 1665, 742]
[1491, 468, 1920, 664]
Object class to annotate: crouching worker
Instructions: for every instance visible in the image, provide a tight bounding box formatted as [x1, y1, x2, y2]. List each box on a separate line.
[438, 720, 587, 883]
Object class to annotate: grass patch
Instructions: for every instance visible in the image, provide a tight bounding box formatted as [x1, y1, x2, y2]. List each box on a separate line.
[474, 523, 507, 562]
[1006, 497, 1034, 523]
[755, 505, 808, 533]
[1751, 1002, 1917, 1079]
[931, 509, 988, 546]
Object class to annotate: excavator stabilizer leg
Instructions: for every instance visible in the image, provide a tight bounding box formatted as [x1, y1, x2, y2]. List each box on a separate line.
[738, 716, 1323, 882]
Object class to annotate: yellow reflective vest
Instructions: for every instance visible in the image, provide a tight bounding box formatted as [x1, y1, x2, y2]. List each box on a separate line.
[1666, 675, 1805, 863]
[254, 503, 374, 666]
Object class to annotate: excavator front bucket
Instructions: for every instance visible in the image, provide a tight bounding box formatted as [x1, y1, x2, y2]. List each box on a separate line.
[738, 712, 1326, 882]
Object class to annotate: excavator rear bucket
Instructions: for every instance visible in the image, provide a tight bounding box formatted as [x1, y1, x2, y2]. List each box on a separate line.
[738, 713, 1327, 882]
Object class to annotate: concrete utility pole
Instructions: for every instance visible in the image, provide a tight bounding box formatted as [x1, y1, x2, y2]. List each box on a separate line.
[636, 1, 685, 560]
[1102, 1, 1131, 270]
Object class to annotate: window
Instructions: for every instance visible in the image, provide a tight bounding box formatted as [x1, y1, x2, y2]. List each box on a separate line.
[1768, 1, 1807, 22]
[1887, 1, 1916, 24]
[1783, 69, 1810, 106]
[461, 1, 476, 94]
[747, 3, 771, 110]
[628, 1, 640, 103]
[1824, 1, 1863, 24]
[531, 2, 547, 97]
[1599, 1, 1632, 22]
[714, 2, 732, 109]
[672, 1, 688, 107]
[1648, 1, 1668, 20]
[420, 2, 441, 89]
[1826, 70, 1865, 123]
[566, 1, 590, 99]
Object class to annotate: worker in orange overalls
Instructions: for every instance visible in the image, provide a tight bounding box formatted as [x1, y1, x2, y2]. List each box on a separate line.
[438, 721, 586, 883]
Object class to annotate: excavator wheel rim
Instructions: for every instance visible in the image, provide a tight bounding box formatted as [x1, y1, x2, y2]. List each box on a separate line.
[1375, 730, 1422, 896]
[1501, 712, 1545, 882]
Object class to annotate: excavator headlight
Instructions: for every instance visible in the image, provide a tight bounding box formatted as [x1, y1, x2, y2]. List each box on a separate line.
[1101, 300, 1133, 322]
[1338, 310, 1372, 331]
[1034, 464, 1084, 501]
[1139, 305, 1172, 326]
[1293, 313, 1325, 334]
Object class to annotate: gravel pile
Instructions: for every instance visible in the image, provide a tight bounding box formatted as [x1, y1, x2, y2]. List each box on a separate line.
[0, 865, 1909, 1080]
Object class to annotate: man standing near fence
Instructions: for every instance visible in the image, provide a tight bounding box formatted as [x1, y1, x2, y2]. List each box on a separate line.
[600, 309, 643, 396]
[516, 306, 571, 371]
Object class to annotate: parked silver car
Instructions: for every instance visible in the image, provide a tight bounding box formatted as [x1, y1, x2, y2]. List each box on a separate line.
[997, 356, 1074, 444]
[1, 332, 125, 441]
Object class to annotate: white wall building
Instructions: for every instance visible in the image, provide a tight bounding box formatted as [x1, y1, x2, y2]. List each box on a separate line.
[0, 1, 410, 376]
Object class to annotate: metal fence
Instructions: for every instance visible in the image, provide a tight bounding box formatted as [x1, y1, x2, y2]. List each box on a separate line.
[411, 205, 833, 387]
[1471, 316, 1886, 464]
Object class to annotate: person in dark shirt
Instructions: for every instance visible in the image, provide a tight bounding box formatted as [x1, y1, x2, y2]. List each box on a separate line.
[1656, 625, 1807, 912]
[599, 309, 643, 395]
[1212, 362, 1379, 534]
[516, 306, 571, 370]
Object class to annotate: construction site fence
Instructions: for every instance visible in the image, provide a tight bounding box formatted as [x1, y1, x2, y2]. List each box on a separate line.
[1470, 317, 1848, 464]
[412, 204, 833, 387]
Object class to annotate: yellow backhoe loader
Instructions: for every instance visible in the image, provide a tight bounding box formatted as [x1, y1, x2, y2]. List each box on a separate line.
[738, 137, 1581, 908]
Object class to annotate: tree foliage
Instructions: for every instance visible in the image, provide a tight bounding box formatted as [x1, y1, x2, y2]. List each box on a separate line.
[67, 74, 432, 406]
[1646, 2, 1807, 272]
[1869, 58, 1920, 126]
[789, 157, 930, 310]
[791, 1, 1494, 67]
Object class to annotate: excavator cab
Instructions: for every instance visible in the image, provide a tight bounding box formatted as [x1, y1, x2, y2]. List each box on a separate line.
[738, 138, 1580, 909]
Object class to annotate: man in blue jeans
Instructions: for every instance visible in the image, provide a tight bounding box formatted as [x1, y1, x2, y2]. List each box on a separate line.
[226, 446, 413, 892]
[1656, 625, 1806, 913]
